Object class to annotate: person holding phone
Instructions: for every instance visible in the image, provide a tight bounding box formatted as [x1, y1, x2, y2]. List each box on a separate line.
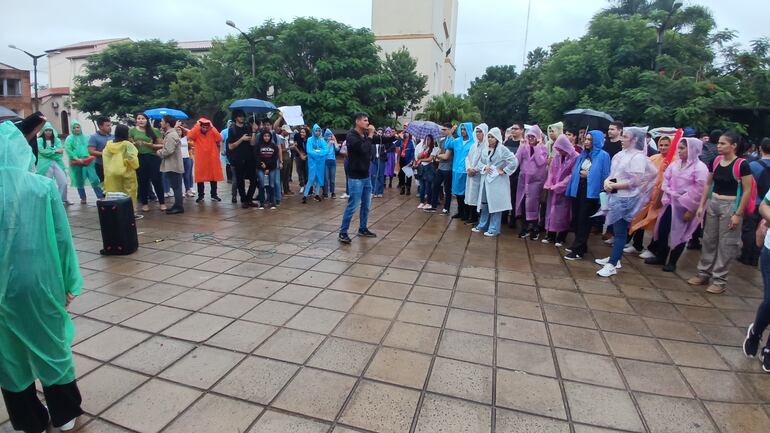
[226, 109, 258, 208]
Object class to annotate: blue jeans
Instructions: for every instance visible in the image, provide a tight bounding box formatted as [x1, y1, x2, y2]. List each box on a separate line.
[182, 158, 193, 190]
[419, 164, 436, 203]
[609, 218, 630, 265]
[477, 203, 502, 235]
[370, 159, 386, 195]
[324, 159, 336, 195]
[77, 186, 104, 200]
[257, 170, 282, 205]
[340, 177, 372, 235]
[432, 169, 452, 210]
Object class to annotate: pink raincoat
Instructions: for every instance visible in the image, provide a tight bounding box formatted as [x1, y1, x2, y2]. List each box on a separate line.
[515, 125, 549, 220]
[655, 137, 709, 248]
[544, 134, 578, 232]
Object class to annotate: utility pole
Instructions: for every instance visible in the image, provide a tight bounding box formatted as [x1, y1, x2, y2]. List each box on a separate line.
[9, 44, 46, 111]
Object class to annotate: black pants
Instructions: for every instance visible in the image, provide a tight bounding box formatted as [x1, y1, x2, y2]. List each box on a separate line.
[197, 181, 218, 198]
[137, 154, 165, 205]
[282, 152, 293, 192]
[503, 172, 519, 227]
[740, 208, 762, 265]
[398, 157, 412, 191]
[165, 172, 184, 209]
[630, 229, 656, 251]
[651, 206, 686, 265]
[568, 179, 599, 255]
[432, 169, 452, 210]
[2, 381, 83, 432]
[95, 163, 104, 183]
[231, 159, 257, 203]
[753, 247, 770, 345]
[547, 231, 568, 243]
[295, 157, 308, 188]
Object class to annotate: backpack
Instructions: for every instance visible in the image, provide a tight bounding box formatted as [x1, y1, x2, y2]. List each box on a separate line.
[755, 159, 770, 200]
[711, 156, 758, 215]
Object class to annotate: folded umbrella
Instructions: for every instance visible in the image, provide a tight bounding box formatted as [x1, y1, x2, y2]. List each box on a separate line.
[144, 107, 189, 120]
[564, 108, 614, 132]
[405, 120, 441, 140]
[229, 98, 277, 114]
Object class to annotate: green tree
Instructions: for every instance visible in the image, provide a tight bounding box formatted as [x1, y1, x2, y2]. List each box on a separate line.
[417, 93, 481, 124]
[73, 40, 197, 120]
[383, 48, 428, 117]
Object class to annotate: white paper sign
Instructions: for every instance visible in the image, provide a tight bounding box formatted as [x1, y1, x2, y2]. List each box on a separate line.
[401, 166, 414, 178]
[278, 106, 304, 126]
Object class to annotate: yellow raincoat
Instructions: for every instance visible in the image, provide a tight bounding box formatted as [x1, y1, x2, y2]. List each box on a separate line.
[0, 120, 82, 392]
[102, 139, 139, 206]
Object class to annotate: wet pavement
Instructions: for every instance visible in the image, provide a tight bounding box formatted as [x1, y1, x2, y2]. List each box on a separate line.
[2, 167, 770, 433]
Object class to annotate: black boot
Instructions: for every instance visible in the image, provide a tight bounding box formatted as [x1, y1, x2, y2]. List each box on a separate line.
[406, 187, 411, 195]
[400, 186, 406, 195]
[389, 177, 393, 188]
[663, 244, 685, 272]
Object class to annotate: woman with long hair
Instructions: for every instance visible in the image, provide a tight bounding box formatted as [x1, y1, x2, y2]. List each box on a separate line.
[293, 126, 309, 193]
[542, 134, 578, 245]
[36, 122, 70, 205]
[129, 112, 165, 212]
[415, 134, 438, 210]
[103, 124, 140, 209]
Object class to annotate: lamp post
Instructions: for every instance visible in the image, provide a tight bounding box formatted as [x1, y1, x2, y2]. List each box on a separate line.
[225, 20, 274, 78]
[8, 44, 46, 111]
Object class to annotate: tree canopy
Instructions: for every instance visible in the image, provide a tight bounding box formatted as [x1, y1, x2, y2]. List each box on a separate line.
[418, 93, 481, 124]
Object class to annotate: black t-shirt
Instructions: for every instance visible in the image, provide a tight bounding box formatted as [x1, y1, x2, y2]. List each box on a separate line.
[504, 139, 521, 175]
[604, 139, 622, 158]
[711, 158, 751, 196]
[226, 124, 254, 162]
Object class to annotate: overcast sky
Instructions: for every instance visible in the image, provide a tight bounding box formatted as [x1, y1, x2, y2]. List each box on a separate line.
[1, 0, 766, 94]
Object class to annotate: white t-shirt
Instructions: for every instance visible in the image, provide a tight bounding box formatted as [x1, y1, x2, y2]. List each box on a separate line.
[180, 137, 190, 158]
[610, 149, 646, 197]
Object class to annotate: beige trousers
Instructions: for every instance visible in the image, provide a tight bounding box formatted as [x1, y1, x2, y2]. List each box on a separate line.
[697, 198, 742, 287]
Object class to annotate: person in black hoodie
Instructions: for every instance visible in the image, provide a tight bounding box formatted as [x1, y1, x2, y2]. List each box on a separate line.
[226, 109, 258, 208]
[256, 129, 281, 209]
[339, 113, 376, 243]
[370, 127, 396, 197]
[14, 111, 47, 165]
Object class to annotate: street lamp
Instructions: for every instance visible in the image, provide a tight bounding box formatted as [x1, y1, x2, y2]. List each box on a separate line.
[8, 44, 46, 111]
[225, 20, 274, 78]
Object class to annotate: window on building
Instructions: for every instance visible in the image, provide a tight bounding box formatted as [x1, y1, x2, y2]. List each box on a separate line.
[1, 79, 23, 97]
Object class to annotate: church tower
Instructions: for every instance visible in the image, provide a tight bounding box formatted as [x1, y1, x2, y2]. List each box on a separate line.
[372, 0, 458, 112]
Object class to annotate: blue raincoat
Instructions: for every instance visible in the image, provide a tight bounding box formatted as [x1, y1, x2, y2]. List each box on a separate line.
[446, 122, 474, 195]
[565, 130, 611, 199]
[306, 124, 326, 188]
[325, 128, 337, 160]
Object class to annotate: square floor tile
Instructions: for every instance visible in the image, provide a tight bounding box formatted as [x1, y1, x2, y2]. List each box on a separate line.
[416, 272, 457, 289]
[242, 300, 302, 325]
[213, 356, 298, 404]
[680, 367, 755, 402]
[195, 273, 250, 293]
[383, 321, 440, 354]
[134, 264, 186, 282]
[260, 266, 305, 282]
[127, 283, 187, 304]
[333, 314, 392, 344]
[269, 284, 322, 304]
[113, 336, 194, 375]
[121, 305, 191, 333]
[274, 368, 356, 421]
[604, 332, 668, 363]
[660, 340, 730, 370]
[201, 294, 263, 318]
[619, 359, 693, 397]
[255, 328, 325, 363]
[497, 316, 548, 345]
[367, 280, 412, 299]
[78, 365, 147, 414]
[427, 357, 493, 404]
[380, 268, 419, 284]
[495, 407, 569, 433]
[329, 275, 376, 294]
[68, 291, 119, 315]
[549, 323, 608, 354]
[206, 320, 276, 353]
[644, 317, 705, 343]
[74, 326, 150, 361]
[293, 270, 339, 288]
[497, 339, 556, 377]
[248, 410, 329, 433]
[102, 379, 201, 433]
[340, 380, 420, 433]
[496, 368, 566, 419]
[398, 302, 447, 327]
[307, 337, 376, 375]
[408, 286, 452, 306]
[543, 304, 596, 329]
[286, 306, 345, 334]
[72, 317, 111, 344]
[233, 278, 285, 298]
[556, 349, 624, 388]
[497, 298, 543, 321]
[446, 308, 494, 336]
[564, 381, 644, 432]
[365, 347, 431, 388]
[352, 295, 403, 319]
[162, 288, 223, 311]
[159, 346, 244, 389]
[636, 393, 717, 433]
[161, 313, 233, 342]
[438, 329, 493, 365]
[705, 402, 770, 433]
[415, 394, 491, 433]
[311, 259, 352, 274]
[164, 394, 262, 433]
[451, 292, 495, 313]
[344, 263, 384, 279]
[310, 290, 361, 311]
[84, 298, 153, 323]
[593, 311, 651, 336]
[226, 262, 273, 278]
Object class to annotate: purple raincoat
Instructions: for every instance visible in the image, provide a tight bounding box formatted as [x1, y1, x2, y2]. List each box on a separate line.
[515, 125, 549, 220]
[384, 127, 396, 176]
[544, 134, 578, 232]
[655, 137, 709, 248]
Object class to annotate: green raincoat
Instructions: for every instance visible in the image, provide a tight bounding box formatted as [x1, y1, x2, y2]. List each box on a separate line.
[65, 120, 101, 188]
[35, 122, 65, 176]
[0, 120, 82, 392]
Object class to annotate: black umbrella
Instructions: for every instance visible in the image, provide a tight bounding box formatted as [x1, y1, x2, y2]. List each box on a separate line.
[0, 105, 21, 123]
[564, 108, 614, 131]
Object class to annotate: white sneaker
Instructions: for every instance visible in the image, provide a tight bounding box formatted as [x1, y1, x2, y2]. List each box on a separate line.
[340, 193, 349, 199]
[639, 249, 656, 259]
[595, 257, 622, 268]
[484, 232, 498, 237]
[603, 238, 614, 245]
[623, 244, 640, 254]
[59, 418, 77, 431]
[300, 187, 305, 193]
[471, 227, 481, 233]
[597, 264, 617, 277]
[555, 242, 564, 247]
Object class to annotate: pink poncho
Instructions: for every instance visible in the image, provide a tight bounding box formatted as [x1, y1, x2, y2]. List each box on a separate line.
[544, 134, 578, 232]
[655, 137, 709, 247]
[515, 125, 549, 220]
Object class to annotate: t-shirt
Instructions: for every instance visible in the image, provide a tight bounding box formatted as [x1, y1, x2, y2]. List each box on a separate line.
[180, 137, 190, 158]
[226, 124, 254, 162]
[750, 158, 770, 204]
[711, 158, 751, 196]
[88, 131, 114, 165]
[604, 139, 622, 159]
[437, 136, 452, 171]
[257, 142, 279, 170]
[128, 127, 161, 155]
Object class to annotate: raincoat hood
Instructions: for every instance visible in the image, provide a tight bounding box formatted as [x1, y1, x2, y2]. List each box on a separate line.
[625, 126, 649, 152]
[0, 120, 34, 171]
[547, 122, 564, 141]
[487, 127, 503, 146]
[474, 123, 489, 147]
[553, 134, 577, 157]
[384, 127, 393, 137]
[526, 125, 543, 144]
[68, 120, 89, 146]
[587, 130, 605, 154]
[104, 139, 132, 156]
[70, 120, 85, 136]
[683, 137, 703, 165]
[307, 124, 325, 148]
[38, 122, 59, 143]
[324, 128, 334, 140]
[460, 122, 474, 143]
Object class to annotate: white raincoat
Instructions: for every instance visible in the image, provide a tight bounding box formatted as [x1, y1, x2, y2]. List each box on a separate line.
[464, 123, 488, 207]
[475, 127, 519, 213]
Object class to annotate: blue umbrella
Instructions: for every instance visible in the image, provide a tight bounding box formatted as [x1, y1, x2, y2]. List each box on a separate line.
[229, 98, 277, 114]
[144, 107, 189, 120]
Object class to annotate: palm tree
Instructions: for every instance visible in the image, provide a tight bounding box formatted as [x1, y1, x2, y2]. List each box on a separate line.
[417, 93, 481, 124]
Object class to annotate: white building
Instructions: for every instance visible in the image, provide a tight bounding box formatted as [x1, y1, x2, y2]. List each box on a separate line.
[41, 38, 212, 135]
[372, 0, 458, 118]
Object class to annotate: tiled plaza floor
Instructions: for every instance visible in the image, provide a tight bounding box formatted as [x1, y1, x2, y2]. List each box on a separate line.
[3, 169, 770, 432]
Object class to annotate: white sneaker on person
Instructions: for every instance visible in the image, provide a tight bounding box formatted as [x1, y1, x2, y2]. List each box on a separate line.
[471, 227, 481, 233]
[595, 257, 622, 269]
[59, 418, 77, 431]
[639, 249, 656, 259]
[340, 193, 349, 199]
[603, 238, 614, 245]
[597, 264, 617, 277]
[555, 242, 564, 247]
[300, 186, 305, 194]
[623, 244, 640, 254]
[484, 232, 498, 237]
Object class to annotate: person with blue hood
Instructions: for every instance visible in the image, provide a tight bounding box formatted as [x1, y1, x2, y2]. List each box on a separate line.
[303, 124, 326, 203]
[323, 128, 340, 198]
[0, 121, 85, 433]
[564, 130, 611, 260]
[445, 122, 475, 220]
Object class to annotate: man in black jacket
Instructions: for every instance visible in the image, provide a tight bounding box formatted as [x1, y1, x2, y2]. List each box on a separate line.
[339, 113, 377, 243]
[370, 127, 396, 197]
